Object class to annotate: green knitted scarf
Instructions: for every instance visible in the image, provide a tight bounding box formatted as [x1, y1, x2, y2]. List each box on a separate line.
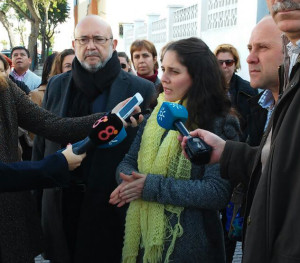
[122, 93, 192, 263]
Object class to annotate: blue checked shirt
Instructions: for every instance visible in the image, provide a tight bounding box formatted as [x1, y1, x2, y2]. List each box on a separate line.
[258, 89, 275, 132]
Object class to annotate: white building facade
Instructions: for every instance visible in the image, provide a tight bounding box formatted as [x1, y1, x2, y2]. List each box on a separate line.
[121, 0, 269, 80]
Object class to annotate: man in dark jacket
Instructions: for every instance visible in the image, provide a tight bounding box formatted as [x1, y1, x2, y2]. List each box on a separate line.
[32, 15, 155, 263]
[180, 1, 300, 262]
[246, 15, 282, 146]
[219, 16, 283, 263]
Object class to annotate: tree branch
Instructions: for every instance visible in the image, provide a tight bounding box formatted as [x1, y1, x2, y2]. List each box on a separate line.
[24, 0, 41, 22]
[6, 0, 32, 21]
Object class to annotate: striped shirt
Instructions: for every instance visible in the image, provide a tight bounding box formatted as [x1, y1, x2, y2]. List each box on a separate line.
[11, 69, 27, 82]
[287, 39, 300, 76]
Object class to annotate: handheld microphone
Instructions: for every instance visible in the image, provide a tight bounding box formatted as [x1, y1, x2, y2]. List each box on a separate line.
[157, 102, 212, 165]
[98, 126, 127, 149]
[71, 113, 125, 154]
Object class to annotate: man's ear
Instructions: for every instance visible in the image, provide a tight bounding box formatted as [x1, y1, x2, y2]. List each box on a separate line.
[112, 39, 118, 50]
[72, 40, 75, 49]
[28, 57, 32, 65]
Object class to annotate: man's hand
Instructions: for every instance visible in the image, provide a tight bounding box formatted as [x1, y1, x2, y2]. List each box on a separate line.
[178, 129, 225, 164]
[111, 98, 143, 127]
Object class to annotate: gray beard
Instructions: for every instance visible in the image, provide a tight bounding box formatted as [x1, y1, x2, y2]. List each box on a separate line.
[80, 46, 113, 73]
[272, 0, 300, 12]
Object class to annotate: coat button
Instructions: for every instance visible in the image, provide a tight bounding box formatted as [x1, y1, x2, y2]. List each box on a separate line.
[247, 216, 251, 225]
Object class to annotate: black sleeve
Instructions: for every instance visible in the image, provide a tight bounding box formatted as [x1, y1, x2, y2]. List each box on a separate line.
[220, 140, 259, 186]
[10, 82, 103, 145]
[0, 153, 70, 192]
[9, 75, 31, 94]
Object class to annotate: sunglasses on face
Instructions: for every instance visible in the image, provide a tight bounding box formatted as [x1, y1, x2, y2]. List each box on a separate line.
[120, 63, 127, 69]
[218, 60, 235, 67]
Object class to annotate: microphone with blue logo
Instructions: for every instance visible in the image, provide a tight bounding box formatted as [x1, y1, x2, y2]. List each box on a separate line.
[69, 113, 126, 154]
[157, 102, 211, 165]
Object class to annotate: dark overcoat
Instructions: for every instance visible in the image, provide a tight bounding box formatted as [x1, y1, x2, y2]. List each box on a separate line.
[220, 59, 300, 262]
[32, 70, 156, 262]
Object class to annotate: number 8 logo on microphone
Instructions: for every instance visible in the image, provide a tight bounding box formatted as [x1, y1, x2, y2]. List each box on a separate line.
[98, 126, 119, 141]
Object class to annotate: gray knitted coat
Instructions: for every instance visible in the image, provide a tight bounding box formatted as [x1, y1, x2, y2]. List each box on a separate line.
[116, 114, 240, 263]
[0, 79, 102, 263]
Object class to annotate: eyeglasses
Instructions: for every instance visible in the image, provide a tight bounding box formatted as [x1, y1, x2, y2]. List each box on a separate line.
[218, 60, 235, 67]
[120, 63, 127, 69]
[75, 36, 113, 45]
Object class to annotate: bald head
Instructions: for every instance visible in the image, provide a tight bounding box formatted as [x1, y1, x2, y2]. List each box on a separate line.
[246, 16, 283, 100]
[72, 15, 117, 73]
[75, 15, 113, 39]
[251, 16, 282, 46]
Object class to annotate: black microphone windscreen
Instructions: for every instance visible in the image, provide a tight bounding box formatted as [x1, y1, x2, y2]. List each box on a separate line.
[89, 113, 123, 145]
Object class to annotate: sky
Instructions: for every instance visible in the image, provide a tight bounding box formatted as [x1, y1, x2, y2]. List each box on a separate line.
[52, 0, 74, 51]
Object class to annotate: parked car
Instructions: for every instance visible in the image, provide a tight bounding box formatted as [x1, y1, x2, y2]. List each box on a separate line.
[1, 49, 11, 58]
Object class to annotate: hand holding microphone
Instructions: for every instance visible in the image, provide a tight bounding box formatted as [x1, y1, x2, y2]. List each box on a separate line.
[157, 102, 212, 165]
[179, 129, 225, 164]
[62, 144, 86, 170]
[70, 113, 125, 154]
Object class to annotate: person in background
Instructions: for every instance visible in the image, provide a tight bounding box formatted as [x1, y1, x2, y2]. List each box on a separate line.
[118, 51, 134, 74]
[10, 46, 41, 90]
[32, 15, 155, 263]
[30, 53, 58, 107]
[0, 53, 31, 94]
[110, 37, 240, 263]
[214, 44, 257, 141]
[214, 44, 257, 262]
[130, 39, 160, 87]
[49, 48, 75, 78]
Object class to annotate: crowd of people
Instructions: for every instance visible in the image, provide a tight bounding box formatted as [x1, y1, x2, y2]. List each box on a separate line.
[0, 0, 299, 262]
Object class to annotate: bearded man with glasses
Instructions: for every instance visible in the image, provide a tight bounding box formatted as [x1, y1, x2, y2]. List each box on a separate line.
[32, 15, 155, 263]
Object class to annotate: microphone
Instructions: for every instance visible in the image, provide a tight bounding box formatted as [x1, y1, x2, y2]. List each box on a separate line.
[71, 113, 125, 154]
[98, 126, 127, 149]
[157, 102, 212, 165]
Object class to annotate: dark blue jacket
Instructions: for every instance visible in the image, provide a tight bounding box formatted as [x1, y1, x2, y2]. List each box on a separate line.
[0, 153, 69, 192]
[246, 92, 268, 147]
